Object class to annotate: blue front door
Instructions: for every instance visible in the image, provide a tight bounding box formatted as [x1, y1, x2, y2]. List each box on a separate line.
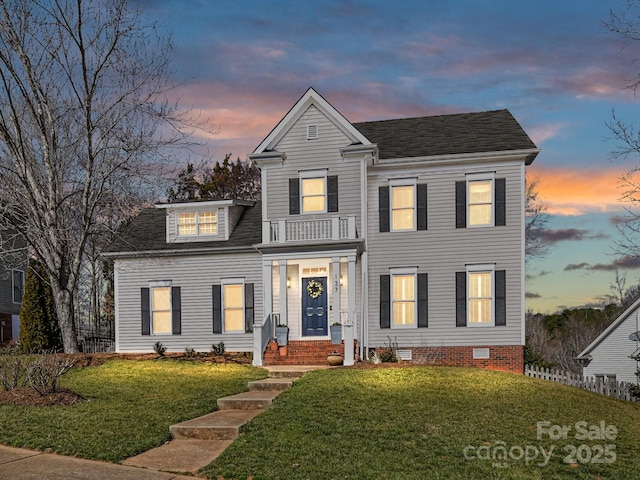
[302, 277, 328, 336]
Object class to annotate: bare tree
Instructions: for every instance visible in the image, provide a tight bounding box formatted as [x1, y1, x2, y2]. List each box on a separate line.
[525, 178, 549, 259]
[0, 0, 191, 352]
[604, 2, 640, 256]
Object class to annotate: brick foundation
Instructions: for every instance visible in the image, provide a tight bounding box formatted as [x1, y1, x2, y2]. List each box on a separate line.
[374, 345, 524, 374]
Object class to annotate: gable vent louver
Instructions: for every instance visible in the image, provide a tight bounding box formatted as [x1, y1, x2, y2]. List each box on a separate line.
[307, 124, 319, 140]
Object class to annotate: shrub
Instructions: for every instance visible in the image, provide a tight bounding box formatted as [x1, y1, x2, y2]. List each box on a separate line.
[379, 337, 398, 363]
[19, 259, 62, 353]
[25, 353, 74, 395]
[153, 342, 166, 356]
[211, 342, 225, 355]
[0, 344, 28, 390]
[184, 347, 196, 357]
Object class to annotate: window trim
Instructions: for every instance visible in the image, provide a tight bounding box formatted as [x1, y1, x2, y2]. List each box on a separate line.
[466, 264, 495, 327]
[389, 179, 417, 232]
[222, 278, 245, 334]
[390, 267, 417, 329]
[11, 269, 24, 304]
[466, 173, 495, 228]
[299, 169, 328, 214]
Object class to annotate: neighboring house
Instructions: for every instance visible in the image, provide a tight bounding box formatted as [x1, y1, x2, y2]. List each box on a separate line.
[105, 88, 539, 373]
[0, 229, 27, 343]
[577, 298, 640, 384]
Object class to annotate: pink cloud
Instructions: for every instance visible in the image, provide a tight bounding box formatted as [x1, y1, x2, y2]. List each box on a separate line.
[528, 165, 626, 216]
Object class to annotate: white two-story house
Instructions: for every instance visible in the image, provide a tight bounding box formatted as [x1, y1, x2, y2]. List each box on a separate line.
[105, 88, 538, 373]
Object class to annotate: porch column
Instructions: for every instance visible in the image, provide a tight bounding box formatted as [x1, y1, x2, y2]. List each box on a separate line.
[344, 254, 356, 366]
[331, 256, 341, 329]
[278, 260, 288, 327]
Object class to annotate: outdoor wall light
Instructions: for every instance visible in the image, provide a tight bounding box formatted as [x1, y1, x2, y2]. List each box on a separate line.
[287, 278, 291, 288]
[339, 276, 344, 286]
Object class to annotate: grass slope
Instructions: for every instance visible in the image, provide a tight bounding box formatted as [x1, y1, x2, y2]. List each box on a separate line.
[204, 367, 640, 480]
[0, 359, 266, 462]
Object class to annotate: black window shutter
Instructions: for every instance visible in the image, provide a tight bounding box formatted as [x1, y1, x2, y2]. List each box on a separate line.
[379, 186, 390, 232]
[244, 283, 254, 333]
[171, 286, 181, 335]
[212, 284, 222, 334]
[417, 184, 428, 231]
[417, 273, 428, 328]
[455, 272, 467, 327]
[289, 178, 300, 215]
[495, 178, 506, 226]
[327, 175, 338, 212]
[380, 275, 390, 328]
[141, 288, 150, 335]
[495, 270, 506, 326]
[455, 181, 466, 229]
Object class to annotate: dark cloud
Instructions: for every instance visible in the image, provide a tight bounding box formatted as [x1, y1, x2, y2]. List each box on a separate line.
[564, 263, 591, 271]
[526, 270, 551, 280]
[526, 292, 542, 299]
[563, 256, 640, 272]
[532, 228, 608, 246]
[609, 215, 629, 226]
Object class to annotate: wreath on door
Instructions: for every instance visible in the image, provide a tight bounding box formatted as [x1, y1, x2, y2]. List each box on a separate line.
[306, 279, 324, 299]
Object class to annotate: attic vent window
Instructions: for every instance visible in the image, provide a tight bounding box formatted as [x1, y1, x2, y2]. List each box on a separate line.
[307, 124, 319, 140]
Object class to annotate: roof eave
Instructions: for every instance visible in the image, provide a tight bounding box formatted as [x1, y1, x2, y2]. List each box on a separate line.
[372, 148, 540, 168]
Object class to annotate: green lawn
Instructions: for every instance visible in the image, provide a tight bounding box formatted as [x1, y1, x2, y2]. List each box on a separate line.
[0, 359, 267, 462]
[204, 367, 640, 480]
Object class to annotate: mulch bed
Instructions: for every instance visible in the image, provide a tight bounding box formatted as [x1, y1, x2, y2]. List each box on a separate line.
[0, 387, 86, 407]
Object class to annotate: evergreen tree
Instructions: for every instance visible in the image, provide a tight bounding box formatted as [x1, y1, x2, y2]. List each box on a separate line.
[19, 259, 62, 352]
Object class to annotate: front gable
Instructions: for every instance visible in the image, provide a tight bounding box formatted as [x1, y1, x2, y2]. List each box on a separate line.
[253, 87, 371, 155]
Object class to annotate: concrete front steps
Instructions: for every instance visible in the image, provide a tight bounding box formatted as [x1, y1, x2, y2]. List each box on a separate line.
[123, 367, 322, 475]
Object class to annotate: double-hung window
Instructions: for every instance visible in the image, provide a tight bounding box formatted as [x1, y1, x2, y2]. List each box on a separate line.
[141, 282, 181, 336]
[223, 282, 244, 333]
[392, 270, 416, 327]
[301, 177, 326, 213]
[468, 178, 493, 227]
[391, 184, 415, 231]
[178, 211, 218, 236]
[468, 269, 493, 325]
[151, 286, 172, 334]
[289, 170, 338, 215]
[456, 174, 505, 228]
[456, 265, 505, 327]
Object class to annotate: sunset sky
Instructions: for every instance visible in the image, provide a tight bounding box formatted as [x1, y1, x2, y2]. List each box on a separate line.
[139, 0, 640, 313]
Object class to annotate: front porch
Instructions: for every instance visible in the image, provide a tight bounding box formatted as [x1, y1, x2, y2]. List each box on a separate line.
[252, 250, 361, 367]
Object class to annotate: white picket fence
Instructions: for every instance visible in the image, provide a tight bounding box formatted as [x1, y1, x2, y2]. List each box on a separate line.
[524, 365, 637, 402]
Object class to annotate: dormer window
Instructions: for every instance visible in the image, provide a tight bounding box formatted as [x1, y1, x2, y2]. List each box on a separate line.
[178, 211, 218, 236]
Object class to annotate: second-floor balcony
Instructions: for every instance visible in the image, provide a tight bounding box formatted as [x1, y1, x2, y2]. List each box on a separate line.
[263, 215, 357, 244]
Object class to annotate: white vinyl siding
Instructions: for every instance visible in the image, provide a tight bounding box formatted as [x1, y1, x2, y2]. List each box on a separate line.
[114, 252, 262, 353]
[583, 304, 640, 384]
[263, 105, 362, 231]
[367, 161, 524, 347]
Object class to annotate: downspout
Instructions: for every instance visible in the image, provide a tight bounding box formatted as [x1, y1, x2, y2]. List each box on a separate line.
[361, 153, 369, 360]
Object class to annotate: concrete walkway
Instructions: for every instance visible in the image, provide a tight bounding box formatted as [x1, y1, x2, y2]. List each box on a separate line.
[0, 365, 326, 479]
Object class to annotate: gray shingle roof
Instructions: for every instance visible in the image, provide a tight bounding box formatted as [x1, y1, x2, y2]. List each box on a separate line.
[353, 109, 538, 162]
[104, 203, 262, 255]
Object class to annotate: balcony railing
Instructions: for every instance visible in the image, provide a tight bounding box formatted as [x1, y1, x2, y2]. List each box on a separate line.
[263, 215, 357, 244]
